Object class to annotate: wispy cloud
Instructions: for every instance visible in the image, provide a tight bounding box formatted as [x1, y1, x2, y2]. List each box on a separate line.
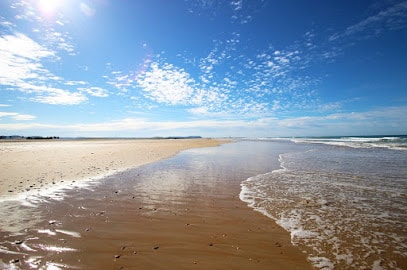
[0, 32, 88, 105]
[11, 0, 76, 55]
[0, 32, 54, 83]
[275, 106, 407, 136]
[0, 112, 36, 121]
[105, 71, 135, 94]
[184, 0, 265, 24]
[1, 106, 406, 137]
[329, 1, 407, 41]
[0, 116, 282, 138]
[0, 2, 110, 106]
[80, 2, 96, 17]
[32, 88, 88, 105]
[79, 87, 109, 98]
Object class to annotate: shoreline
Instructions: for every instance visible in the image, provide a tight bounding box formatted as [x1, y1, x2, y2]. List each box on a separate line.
[0, 139, 312, 269]
[0, 138, 228, 198]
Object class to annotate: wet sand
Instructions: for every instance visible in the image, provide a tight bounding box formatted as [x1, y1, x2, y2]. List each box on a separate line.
[0, 138, 225, 196]
[0, 139, 312, 269]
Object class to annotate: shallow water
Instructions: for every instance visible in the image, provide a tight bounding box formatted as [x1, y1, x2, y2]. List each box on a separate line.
[240, 140, 407, 269]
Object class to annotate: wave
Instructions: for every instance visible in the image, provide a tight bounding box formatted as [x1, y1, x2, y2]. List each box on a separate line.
[239, 146, 407, 269]
[290, 136, 407, 150]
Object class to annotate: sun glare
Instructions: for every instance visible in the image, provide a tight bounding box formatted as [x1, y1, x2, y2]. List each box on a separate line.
[37, 0, 64, 16]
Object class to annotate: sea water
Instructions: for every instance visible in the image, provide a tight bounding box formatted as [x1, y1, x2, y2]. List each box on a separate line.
[240, 136, 407, 269]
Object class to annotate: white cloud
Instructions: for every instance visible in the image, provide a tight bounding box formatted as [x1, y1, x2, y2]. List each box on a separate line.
[136, 62, 196, 105]
[12, 114, 37, 121]
[0, 32, 90, 105]
[275, 106, 407, 136]
[0, 33, 56, 87]
[79, 87, 109, 97]
[0, 106, 405, 137]
[0, 19, 15, 29]
[33, 88, 87, 105]
[0, 112, 17, 118]
[329, 2, 407, 41]
[0, 117, 269, 136]
[105, 71, 136, 94]
[42, 29, 76, 55]
[65, 80, 87, 86]
[230, 0, 243, 11]
[10, 0, 76, 55]
[119, 34, 320, 119]
[0, 112, 36, 121]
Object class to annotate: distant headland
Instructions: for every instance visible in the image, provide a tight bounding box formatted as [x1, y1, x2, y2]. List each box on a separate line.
[0, 135, 60, 140]
[0, 135, 203, 140]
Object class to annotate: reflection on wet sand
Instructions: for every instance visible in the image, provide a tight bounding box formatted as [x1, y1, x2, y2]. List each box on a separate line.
[0, 142, 311, 269]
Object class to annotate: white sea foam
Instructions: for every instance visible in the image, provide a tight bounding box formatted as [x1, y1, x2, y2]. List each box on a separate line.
[239, 142, 407, 269]
[290, 136, 407, 150]
[308, 256, 335, 270]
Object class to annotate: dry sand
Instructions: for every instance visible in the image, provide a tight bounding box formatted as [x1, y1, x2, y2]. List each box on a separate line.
[0, 139, 225, 196]
[0, 139, 312, 269]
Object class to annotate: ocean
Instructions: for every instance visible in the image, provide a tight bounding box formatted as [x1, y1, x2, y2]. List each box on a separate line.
[240, 136, 407, 269]
[0, 136, 406, 269]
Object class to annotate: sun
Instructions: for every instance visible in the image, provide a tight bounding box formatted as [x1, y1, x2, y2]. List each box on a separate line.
[37, 0, 64, 16]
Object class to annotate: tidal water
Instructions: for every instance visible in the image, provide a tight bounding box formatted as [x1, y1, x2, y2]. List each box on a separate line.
[241, 137, 407, 269]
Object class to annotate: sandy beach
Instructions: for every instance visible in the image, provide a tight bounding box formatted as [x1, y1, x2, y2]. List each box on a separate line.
[0, 139, 225, 196]
[0, 139, 312, 269]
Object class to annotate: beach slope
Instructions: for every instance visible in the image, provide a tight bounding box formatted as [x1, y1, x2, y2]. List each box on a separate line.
[0, 139, 225, 196]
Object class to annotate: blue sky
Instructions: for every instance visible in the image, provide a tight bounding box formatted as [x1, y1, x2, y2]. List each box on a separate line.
[0, 0, 406, 137]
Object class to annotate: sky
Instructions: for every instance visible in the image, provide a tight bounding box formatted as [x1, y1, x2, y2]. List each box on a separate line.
[0, 0, 406, 138]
